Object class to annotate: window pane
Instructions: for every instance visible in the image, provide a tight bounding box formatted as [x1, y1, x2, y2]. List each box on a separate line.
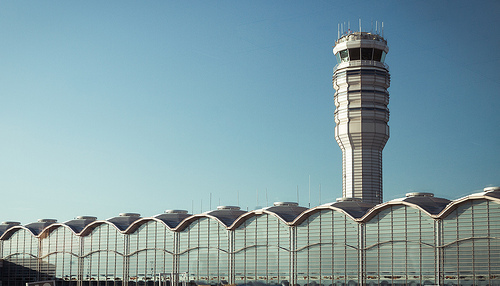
[373, 49, 383, 61]
[340, 50, 349, 62]
[349, 48, 360, 60]
[361, 48, 373, 60]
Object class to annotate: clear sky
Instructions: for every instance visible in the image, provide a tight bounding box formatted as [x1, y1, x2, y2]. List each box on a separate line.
[0, 1, 499, 224]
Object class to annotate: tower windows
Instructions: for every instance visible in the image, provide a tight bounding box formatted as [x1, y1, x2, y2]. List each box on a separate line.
[373, 49, 383, 61]
[336, 48, 386, 63]
[361, 48, 373, 60]
[340, 50, 349, 62]
[381, 51, 387, 63]
[349, 48, 361, 60]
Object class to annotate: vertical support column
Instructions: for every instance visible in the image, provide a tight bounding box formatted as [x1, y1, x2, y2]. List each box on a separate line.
[229, 229, 235, 285]
[435, 219, 443, 286]
[173, 231, 179, 286]
[78, 236, 83, 286]
[359, 222, 365, 286]
[290, 226, 296, 286]
[124, 234, 130, 286]
[37, 234, 42, 281]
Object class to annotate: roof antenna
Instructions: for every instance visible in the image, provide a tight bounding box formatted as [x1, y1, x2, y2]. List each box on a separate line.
[338, 23, 340, 39]
[256, 189, 259, 208]
[308, 175, 311, 208]
[319, 184, 322, 205]
[376, 21, 378, 34]
[266, 188, 268, 207]
[297, 185, 299, 204]
[359, 18, 361, 32]
[382, 21, 384, 37]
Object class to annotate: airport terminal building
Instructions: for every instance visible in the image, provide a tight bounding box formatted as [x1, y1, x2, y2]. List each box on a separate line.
[1, 188, 500, 286]
[2, 32, 498, 286]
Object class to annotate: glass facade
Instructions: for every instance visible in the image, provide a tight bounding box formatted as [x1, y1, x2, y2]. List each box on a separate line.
[364, 205, 436, 286]
[233, 214, 291, 286]
[128, 220, 175, 285]
[40, 226, 80, 283]
[296, 209, 359, 286]
[442, 199, 500, 286]
[1, 192, 499, 286]
[1, 228, 39, 284]
[178, 217, 229, 285]
[81, 223, 126, 285]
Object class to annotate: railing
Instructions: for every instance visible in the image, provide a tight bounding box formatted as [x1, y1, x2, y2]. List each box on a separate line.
[335, 32, 387, 45]
[334, 60, 389, 72]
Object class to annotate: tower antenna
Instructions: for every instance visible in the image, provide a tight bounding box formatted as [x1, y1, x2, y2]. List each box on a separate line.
[256, 189, 259, 208]
[308, 175, 311, 208]
[376, 21, 378, 34]
[382, 22, 384, 37]
[338, 23, 340, 39]
[297, 185, 299, 204]
[319, 184, 322, 205]
[266, 188, 268, 207]
[359, 18, 361, 32]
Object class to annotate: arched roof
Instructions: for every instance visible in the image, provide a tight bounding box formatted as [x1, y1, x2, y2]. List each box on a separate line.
[77, 220, 128, 236]
[0, 222, 21, 237]
[62, 216, 98, 233]
[202, 207, 247, 227]
[24, 219, 58, 235]
[262, 202, 308, 222]
[0, 225, 36, 240]
[153, 210, 192, 228]
[438, 188, 500, 218]
[125, 217, 182, 233]
[230, 202, 307, 229]
[175, 206, 247, 231]
[360, 193, 451, 222]
[293, 200, 376, 225]
[1, 188, 498, 238]
[106, 213, 142, 231]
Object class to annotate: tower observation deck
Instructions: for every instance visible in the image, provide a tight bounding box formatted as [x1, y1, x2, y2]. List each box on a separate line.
[333, 31, 390, 204]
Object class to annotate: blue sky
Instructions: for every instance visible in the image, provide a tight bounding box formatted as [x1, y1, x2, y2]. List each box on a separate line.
[0, 1, 499, 224]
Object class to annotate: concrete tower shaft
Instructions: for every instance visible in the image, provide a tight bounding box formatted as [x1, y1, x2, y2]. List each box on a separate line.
[332, 32, 390, 204]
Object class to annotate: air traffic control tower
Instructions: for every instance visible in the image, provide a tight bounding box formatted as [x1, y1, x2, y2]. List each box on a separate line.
[333, 31, 390, 204]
